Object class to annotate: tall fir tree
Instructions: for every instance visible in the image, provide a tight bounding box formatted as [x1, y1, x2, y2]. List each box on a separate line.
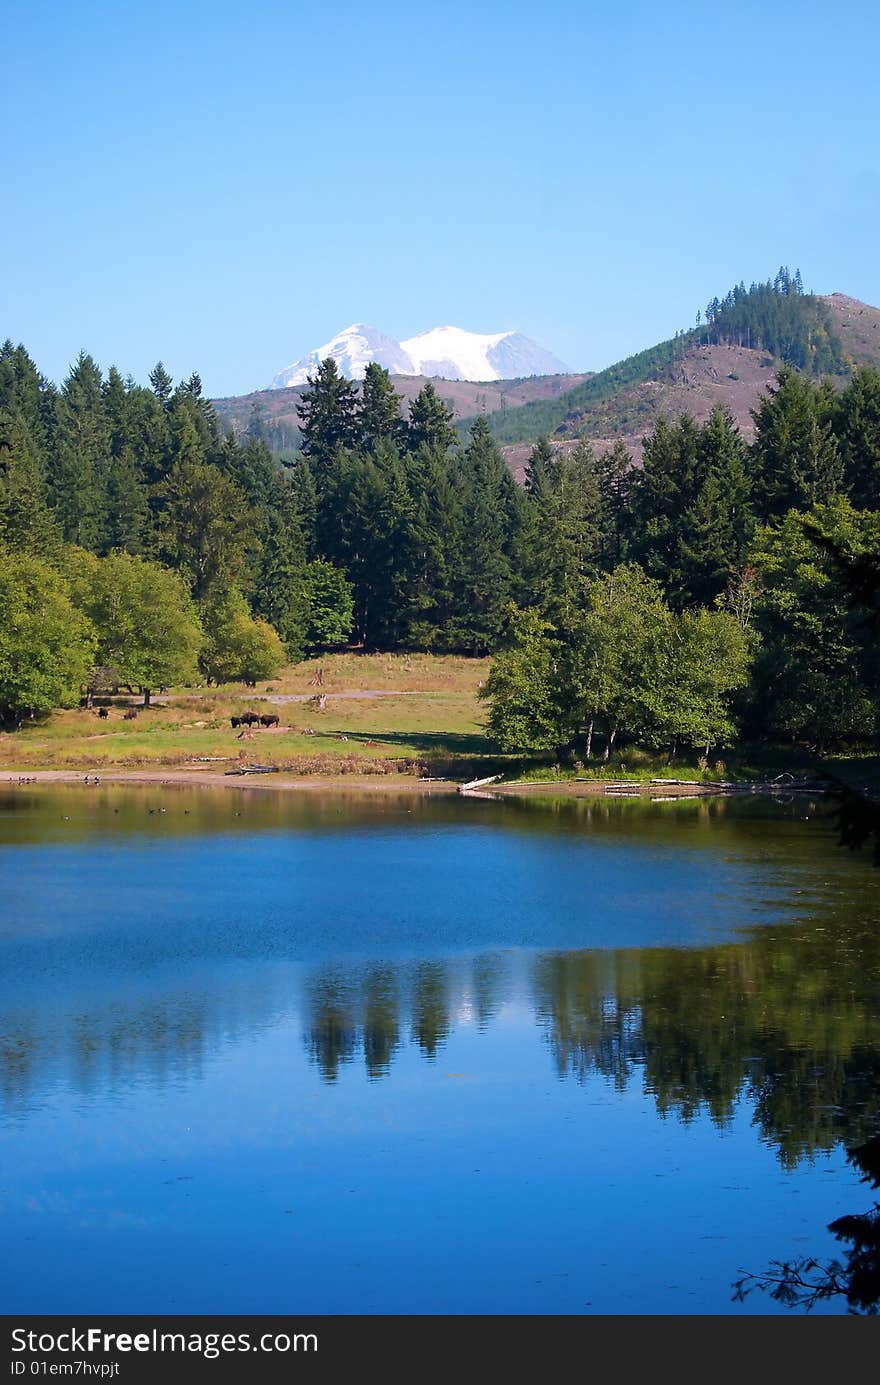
[50, 352, 111, 550]
[297, 357, 359, 472]
[358, 364, 405, 451]
[630, 414, 702, 594]
[252, 481, 311, 657]
[0, 410, 62, 558]
[446, 416, 520, 652]
[749, 367, 843, 518]
[835, 366, 880, 509]
[407, 382, 458, 454]
[103, 446, 149, 554]
[677, 409, 754, 607]
[595, 441, 634, 571]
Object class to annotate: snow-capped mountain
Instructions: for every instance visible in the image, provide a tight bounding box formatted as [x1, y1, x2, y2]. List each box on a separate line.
[399, 327, 569, 381]
[270, 325, 413, 389]
[269, 324, 569, 388]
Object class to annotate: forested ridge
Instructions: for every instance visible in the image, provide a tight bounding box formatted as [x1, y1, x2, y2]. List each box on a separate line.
[488, 268, 849, 444]
[2, 278, 880, 759]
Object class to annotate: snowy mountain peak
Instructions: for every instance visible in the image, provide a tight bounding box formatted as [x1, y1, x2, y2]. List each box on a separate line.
[270, 324, 413, 389]
[270, 324, 569, 388]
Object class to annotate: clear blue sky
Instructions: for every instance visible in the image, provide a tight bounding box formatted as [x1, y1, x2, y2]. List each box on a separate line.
[3, 0, 879, 397]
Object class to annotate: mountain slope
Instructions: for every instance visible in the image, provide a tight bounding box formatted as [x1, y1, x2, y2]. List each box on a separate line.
[489, 289, 880, 455]
[216, 282, 880, 462]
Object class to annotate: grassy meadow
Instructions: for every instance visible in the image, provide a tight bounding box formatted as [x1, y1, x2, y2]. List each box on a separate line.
[0, 649, 861, 787]
[0, 654, 495, 775]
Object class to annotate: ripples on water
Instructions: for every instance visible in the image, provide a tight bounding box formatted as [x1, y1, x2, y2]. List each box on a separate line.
[1, 787, 878, 1314]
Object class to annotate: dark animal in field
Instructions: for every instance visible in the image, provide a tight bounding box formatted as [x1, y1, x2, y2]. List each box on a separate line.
[260, 714, 280, 728]
[124, 709, 138, 720]
[240, 711, 261, 726]
[230, 716, 241, 728]
[97, 707, 109, 719]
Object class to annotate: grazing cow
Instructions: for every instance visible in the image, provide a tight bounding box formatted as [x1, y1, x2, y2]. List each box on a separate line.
[260, 714, 280, 728]
[124, 709, 138, 721]
[230, 716, 241, 729]
[241, 711, 261, 726]
[97, 707, 109, 719]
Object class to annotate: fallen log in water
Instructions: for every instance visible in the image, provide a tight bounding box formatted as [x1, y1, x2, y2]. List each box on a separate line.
[458, 774, 502, 794]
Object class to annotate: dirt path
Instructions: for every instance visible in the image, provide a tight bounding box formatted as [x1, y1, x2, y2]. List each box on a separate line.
[161, 690, 428, 705]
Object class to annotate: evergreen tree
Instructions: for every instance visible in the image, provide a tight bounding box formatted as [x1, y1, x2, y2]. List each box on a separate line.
[747, 499, 880, 747]
[149, 362, 174, 407]
[407, 382, 458, 454]
[288, 457, 319, 558]
[595, 441, 634, 570]
[749, 367, 843, 518]
[0, 410, 62, 558]
[519, 436, 562, 609]
[0, 341, 50, 473]
[445, 417, 520, 652]
[218, 434, 278, 514]
[118, 383, 171, 490]
[359, 363, 405, 451]
[836, 367, 880, 509]
[555, 442, 603, 612]
[677, 409, 754, 606]
[155, 459, 257, 600]
[402, 442, 464, 647]
[519, 439, 601, 623]
[630, 414, 702, 594]
[50, 352, 111, 549]
[297, 358, 358, 471]
[103, 446, 149, 554]
[252, 483, 311, 657]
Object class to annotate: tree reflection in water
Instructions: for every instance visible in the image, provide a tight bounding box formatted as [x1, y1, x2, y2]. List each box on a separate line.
[730, 779, 880, 1312]
[733, 1135, 880, 1314]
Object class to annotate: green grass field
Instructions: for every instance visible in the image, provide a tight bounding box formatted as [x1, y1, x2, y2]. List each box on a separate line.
[0, 654, 495, 773]
[2, 650, 871, 786]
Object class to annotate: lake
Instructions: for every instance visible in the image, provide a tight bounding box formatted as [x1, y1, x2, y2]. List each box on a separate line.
[1, 785, 878, 1314]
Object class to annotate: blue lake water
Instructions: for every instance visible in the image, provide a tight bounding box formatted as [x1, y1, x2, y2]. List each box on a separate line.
[1, 786, 879, 1314]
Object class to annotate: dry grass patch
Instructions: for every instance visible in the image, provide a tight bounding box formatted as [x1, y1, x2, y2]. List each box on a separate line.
[0, 655, 494, 771]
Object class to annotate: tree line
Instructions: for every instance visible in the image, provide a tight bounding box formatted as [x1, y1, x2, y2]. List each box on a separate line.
[482, 360, 880, 756]
[2, 335, 879, 755]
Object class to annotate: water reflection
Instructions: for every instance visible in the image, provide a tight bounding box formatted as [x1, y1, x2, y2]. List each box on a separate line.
[4, 917, 879, 1170]
[536, 933, 880, 1165]
[734, 1135, 880, 1314]
[3, 786, 880, 1314]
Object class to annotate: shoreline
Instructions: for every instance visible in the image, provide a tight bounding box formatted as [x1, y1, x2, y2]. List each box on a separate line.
[1, 768, 459, 795]
[0, 768, 826, 800]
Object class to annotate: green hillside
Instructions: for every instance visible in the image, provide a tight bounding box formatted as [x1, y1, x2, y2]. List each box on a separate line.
[488, 270, 849, 446]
